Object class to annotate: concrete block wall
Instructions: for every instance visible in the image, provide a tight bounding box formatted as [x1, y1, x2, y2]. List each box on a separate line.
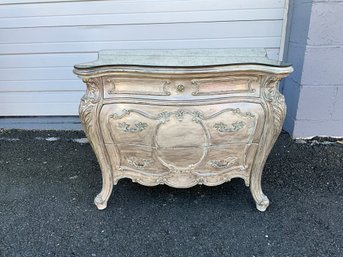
[283, 0, 343, 138]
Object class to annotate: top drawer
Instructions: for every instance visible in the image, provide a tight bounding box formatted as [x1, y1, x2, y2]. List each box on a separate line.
[103, 76, 172, 97]
[102, 75, 260, 99]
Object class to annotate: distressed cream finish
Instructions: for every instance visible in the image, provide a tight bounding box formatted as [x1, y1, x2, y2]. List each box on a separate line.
[74, 51, 292, 211]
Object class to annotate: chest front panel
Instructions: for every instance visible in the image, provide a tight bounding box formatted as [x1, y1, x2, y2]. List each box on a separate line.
[99, 101, 265, 183]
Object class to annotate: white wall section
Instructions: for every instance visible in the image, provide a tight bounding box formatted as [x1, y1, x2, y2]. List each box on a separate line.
[0, 0, 287, 116]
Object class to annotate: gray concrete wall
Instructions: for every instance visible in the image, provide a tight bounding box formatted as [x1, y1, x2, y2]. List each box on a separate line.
[283, 0, 343, 138]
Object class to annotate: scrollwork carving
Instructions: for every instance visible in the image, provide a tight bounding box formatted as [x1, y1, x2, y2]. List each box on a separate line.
[213, 121, 245, 133]
[109, 109, 130, 120]
[158, 111, 172, 124]
[191, 111, 205, 123]
[196, 177, 205, 184]
[175, 110, 185, 122]
[162, 164, 196, 174]
[79, 77, 114, 210]
[162, 80, 172, 96]
[127, 157, 154, 170]
[79, 78, 101, 135]
[117, 122, 148, 133]
[106, 78, 116, 94]
[156, 176, 168, 185]
[207, 157, 237, 169]
[109, 108, 254, 127]
[262, 76, 286, 135]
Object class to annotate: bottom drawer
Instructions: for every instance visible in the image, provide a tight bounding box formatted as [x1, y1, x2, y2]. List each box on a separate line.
[105, 143, 258, 177]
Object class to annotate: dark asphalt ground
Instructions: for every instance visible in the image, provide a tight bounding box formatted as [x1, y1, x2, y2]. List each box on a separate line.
[0, 129, 342, 257]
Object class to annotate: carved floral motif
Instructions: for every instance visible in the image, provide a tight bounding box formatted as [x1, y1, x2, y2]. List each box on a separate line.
[175, 110, 185, 122]
[117, 122, 148, 133]
[191, 111, 205, 123]
[157, 111, 172, 124]
[213, 121, 245, 133]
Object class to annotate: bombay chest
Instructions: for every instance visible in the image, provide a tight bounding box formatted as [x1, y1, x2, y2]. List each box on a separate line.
[73, 49, 293, 211]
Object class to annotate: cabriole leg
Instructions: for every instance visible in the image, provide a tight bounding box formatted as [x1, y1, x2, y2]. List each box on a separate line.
[78, 77, 114, 210]
[94, 169, 113, 210]
[250, 172, 270, 212]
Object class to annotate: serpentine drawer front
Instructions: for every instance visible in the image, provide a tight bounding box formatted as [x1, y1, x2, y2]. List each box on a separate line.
[74, 49, 293, 211]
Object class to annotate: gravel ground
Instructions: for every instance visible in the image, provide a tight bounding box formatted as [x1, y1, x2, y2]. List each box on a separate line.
[0, 129, 342, 257]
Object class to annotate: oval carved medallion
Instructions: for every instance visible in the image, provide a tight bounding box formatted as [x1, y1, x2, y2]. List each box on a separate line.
[154, 110, 209, 172]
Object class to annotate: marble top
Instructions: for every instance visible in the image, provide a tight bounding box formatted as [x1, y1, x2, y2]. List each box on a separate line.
[74, 49, 291, 69]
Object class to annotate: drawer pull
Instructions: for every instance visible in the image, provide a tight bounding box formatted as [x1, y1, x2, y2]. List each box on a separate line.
[127, 157, 154, 170]
[177, 84, 185, 92]
[213, 121, 245, 133]
[207, 157, 237, 169]
[118, 122, 148, 133]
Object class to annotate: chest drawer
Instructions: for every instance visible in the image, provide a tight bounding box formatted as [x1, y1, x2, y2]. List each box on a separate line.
[105, 142, 258, 177]
[99, 101, 265, 146]
[102, 74, 260, 99]
[103, 76, 172, 98]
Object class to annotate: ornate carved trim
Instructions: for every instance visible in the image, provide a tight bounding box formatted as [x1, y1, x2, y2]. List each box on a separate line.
[118, 169, 250, 188]
[106, 78, 171, 96]
[161, 164, 196, 174]
[213, 121, 245, 133]
[191, 76, 258, 96]
[117, 122, 148, 133]
[154, 109, 210, 174]
[109, 109, 131, 120]
[248, 75, 288, 212]
[109, 108, 255, 124]
[261, 76, 286, 135]
[79, 77, 114, 210]
[155, 176, 168, 185]
[157, 111, 172, 124]
[175, 110, 185, 122]
[191, 111, 205, 123]
[79, 78, 101, 135]
[207, 157, 238, 169]
[127, 157, 154, 170]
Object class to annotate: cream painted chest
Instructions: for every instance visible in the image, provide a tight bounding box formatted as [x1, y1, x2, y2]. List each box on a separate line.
[74, 49, 292, 211]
